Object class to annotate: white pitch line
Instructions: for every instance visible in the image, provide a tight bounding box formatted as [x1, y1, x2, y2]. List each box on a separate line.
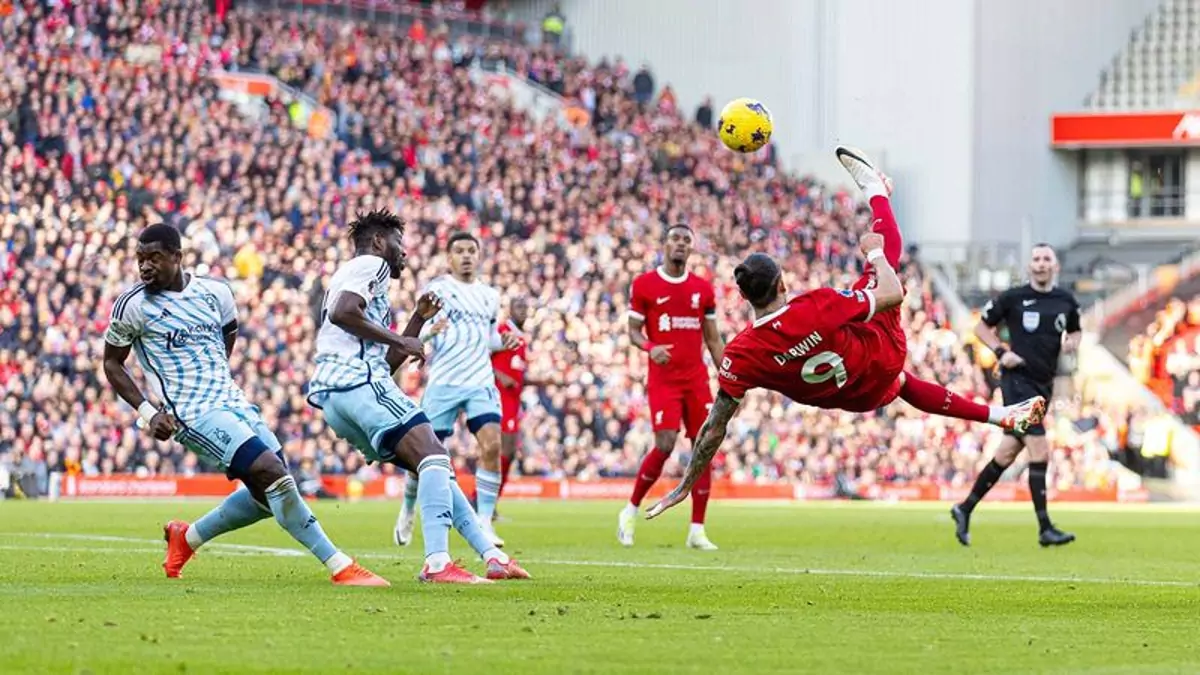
[2, 533, 1197, 589]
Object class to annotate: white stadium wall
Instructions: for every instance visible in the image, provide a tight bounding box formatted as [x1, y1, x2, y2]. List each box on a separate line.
[512, 0, 1159, 257]
[971, 0, 1163, 250]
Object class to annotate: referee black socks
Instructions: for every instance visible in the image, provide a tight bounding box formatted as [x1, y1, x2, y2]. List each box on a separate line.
[1027, 461, 1053, 532]
[961, 459, 1007, 513]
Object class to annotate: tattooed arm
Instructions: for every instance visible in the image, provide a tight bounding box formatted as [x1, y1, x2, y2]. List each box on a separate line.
[645, 391, 741, 519]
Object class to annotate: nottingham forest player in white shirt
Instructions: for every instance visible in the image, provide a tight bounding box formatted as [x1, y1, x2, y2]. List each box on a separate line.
[102, 223, 387, 586]
[307, 210, 529, 582]
[394, 232, 520, 549]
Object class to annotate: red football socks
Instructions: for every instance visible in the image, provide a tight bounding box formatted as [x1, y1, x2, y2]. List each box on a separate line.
[690, 462, 712, 525]
[498, 454, 513, 497]
[899, 373, 990, 423]
[869, 196, 903, 269]
[629, 447, 671, 507]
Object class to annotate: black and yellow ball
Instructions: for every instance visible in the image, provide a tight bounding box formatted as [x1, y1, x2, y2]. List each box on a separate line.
[717, 98, 773, 153]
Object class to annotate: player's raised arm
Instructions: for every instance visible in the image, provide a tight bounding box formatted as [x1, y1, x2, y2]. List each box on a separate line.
[389, 292, 443, 372]
[645, 390, 740, 519]
[859, 232, 903, 313]
[330, 291, 424, 361]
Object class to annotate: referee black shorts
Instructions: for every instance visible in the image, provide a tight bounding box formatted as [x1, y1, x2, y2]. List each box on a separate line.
[998, 371, 1052, 437]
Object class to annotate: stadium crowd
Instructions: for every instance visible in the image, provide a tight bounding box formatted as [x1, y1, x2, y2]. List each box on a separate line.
[0, 0, 1139, 497]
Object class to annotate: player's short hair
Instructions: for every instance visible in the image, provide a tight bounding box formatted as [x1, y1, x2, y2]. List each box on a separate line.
[734, 253, 781, 309]
[447, 231, 480, 251]
[1031, 242, 1057, 256]
[664, 223, 693, 240]
[138, 223, 182, 252]
[348, 209, 405, 250]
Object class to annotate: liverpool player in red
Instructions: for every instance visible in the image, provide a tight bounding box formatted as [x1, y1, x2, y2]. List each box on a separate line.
[646, 147, 1046, 519]
[619, 224, 725, 550]
[488, 294, 553, 512]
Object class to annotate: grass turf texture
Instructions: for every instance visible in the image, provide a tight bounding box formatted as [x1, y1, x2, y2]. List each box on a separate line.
[0, 500, 1198, 674]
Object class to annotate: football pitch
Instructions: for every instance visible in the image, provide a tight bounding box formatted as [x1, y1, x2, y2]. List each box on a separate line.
[1, 500, 1198, 674]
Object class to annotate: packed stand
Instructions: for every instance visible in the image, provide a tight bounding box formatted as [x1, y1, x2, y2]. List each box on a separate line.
[0, 0, 1132, 497]
[1129, 295, 1200, 426]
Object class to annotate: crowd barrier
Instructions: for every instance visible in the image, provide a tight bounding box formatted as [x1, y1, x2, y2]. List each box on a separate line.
[54, 475, 1150, 503]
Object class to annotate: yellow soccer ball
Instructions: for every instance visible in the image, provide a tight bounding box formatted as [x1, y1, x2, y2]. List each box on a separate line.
[717, 98, 773, 153]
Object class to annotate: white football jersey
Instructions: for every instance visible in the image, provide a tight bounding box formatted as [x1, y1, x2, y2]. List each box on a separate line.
[308, 255, 394, 396]
[422, 275, 502, 388]
[104, 275, 249, 423]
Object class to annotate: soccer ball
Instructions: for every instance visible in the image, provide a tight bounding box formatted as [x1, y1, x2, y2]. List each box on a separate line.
[717, 98, 773, 153]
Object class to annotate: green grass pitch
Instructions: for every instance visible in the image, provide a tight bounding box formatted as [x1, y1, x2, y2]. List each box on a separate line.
[1, 500, 1198, 674]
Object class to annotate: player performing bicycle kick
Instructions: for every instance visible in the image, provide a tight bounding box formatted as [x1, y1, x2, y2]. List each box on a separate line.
[646, 147, 1047, 519]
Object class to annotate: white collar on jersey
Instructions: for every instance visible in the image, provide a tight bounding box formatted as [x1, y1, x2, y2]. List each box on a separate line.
[505, 319, 522, 334]
[656, 266, 688, 284]
[752, 304, 789, 328]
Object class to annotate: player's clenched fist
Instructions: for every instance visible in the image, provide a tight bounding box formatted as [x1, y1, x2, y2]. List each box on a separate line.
[148, 411, 179, 441]
[416, 292, 443, 319]
[648, 344, 673, 364]
[859, 232, 885, 258]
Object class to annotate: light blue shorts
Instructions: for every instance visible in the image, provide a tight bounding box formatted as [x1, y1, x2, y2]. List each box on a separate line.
[176, 406, 282, 474]
[421, 384, 502, 439]
[310, 379, 429, 464]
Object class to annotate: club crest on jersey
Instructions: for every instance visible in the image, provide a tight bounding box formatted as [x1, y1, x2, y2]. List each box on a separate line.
[1022, 311, 1040, 333]
[691, 292, 700, 309]
[1054, 313, 1066, 332]
[203, 293, 218, 313]
[837, 289, 855, 298]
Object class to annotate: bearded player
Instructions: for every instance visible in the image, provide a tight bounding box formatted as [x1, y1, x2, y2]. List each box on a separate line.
[646, 147, 1047, 519]
[618, 224, 725, 550]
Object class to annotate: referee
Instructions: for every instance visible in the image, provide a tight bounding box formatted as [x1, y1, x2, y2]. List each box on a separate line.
[951, 243, 1081, 547]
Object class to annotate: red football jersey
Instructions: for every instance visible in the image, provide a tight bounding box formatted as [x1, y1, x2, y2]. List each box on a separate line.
[491, 320, 527, 391]
[629, 267, 717, 386]
[717, 287, 907, 412]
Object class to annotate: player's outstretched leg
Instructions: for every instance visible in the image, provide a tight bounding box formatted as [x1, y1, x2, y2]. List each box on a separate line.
[163, 485, 270, 578]
[685, 464, 718, 550]
[393, 471, 418, 547]
[897, 373, 1046, 433]
[234, 440, 388, 586]
[836, 146, 901, 268]
[445, 480, 530, 580]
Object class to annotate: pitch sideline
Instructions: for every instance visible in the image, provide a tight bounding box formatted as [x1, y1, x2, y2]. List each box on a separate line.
[0, 532, 1196, 589]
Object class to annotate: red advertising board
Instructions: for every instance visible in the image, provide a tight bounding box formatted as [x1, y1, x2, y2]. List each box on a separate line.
[1051, 111, 1200, 148]
[58, 475, 1146, 503]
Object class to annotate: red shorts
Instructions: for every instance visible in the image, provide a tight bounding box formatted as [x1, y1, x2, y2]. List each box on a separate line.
[829, 274, 906, 413]
[499, 392, 521, 434]
[648, 378, 713, 439]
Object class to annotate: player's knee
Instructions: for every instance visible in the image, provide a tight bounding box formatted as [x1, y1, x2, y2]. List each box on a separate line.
[229, 437, 285, 489]
[654, 432, 678, 452]
[1024, 436, 1050, 462]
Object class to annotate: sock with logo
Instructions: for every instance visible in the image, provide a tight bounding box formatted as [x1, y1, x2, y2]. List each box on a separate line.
[960, 459, 1009, 514]
[1028, 461, 1053, 532]
[189, 486, 271, 550]
[416, 455, 455, 566]
[899, 373, 991, 423]
[264, 475, 344, 572]
[629, 447, 671, 508]
[448, 478, 502, 560]
[868, 195, 903, 268]
[475, 467, 502, 523]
